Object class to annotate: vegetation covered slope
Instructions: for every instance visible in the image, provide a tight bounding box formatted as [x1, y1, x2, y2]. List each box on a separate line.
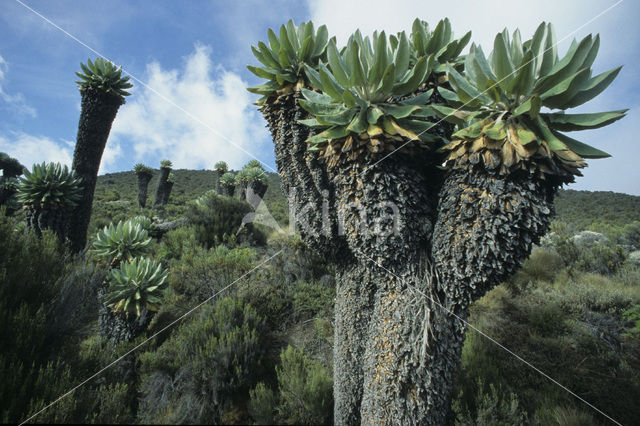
[1, 167, 639, 425]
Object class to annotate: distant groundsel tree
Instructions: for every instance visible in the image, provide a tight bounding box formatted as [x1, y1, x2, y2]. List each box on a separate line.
[0, 152, 25, 214]
[69, 57, 132, 252]
[248, 19, 626, 424]
[154, 160, 172, 207]
[219, 172, 236, 197]
[214, 160, 228, 193]
[133, 163, 154, 208]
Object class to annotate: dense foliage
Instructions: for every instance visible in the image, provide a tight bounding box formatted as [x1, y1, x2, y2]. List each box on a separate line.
[0, 13, 634, 426]
[1, 163, 638, 424]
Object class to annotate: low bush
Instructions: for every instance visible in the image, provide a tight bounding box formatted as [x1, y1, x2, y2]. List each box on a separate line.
[138, 297, 265, 424]
[249, 345, 333, 425]
[169, 244, 257, 302]
[186, 192, 254, 248]
[450, 379, 527, 425]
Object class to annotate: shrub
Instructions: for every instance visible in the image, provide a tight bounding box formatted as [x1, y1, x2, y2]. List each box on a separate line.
[249, 345, 333, 425]
[450, 379, 527, 426]
[138, 297, 266, 424]
[533, 405, 598, 426]
[574, 243, 626, 275]
[506, 247, 565, 292]
[293, 281, 335, 321]
[187, 191, 253, 247]
[275, 345, 333, 425]
[0, 216, 106, 423]
[248, 382, 277, 425]
[613, 264, 640, 287]
[170, 245, 257, 302]
[156, 225, 198, 261]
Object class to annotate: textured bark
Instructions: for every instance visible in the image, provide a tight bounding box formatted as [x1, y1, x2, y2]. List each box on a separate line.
[69, 88, 123, 252]
[260, 93, 345, 258]
[154, 167, 171, 207]
[98, 285, 152, 343]
[432, 169, 555, 309]
[220, 184, 235, 197]
[162, 181, 174, 205]
[136, 172, 152, 208]
[215, 169, 224, 193]
[236, 183, 247, 200]
[328, 152, 444, 425]
[246, 181, 267, 201]
[25, 205, 71, 241]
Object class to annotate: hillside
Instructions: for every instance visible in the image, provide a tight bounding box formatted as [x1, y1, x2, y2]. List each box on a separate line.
[1, 170, 638, 424]
[94, 169, 640, 235]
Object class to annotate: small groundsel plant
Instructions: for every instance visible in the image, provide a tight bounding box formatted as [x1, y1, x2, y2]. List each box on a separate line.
[129, 215, 154, 233]
[133, 163, 153, 176]
[16, 162, 83, 209]
[105, 257, 169, 316]
[92, 219, 152, 266]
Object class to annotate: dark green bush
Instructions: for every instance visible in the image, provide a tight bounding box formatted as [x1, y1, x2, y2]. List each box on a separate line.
[0, 216, 111, 423]
[187, 192, 253, 248]
[450, 379, 526, 425]
[170, 244, 257, 302]
[293, 281, 335, 321]
[156, 225, 198, 261]
[574, 243, 626, 275]
[138, 297, 265, 424]
[249, 345, 333, 425]
[248, 382, 278, 425]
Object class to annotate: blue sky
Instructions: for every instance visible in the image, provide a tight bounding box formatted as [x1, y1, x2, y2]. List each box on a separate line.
[0, 0, 638, 194]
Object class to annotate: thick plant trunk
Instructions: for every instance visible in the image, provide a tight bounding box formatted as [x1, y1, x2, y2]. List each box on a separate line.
[162, 181, 174, 205]
[220, 184, 235, 197]
[329, 152, 440, 424]
[246, 181, 267, 201]
[432, 169, 555, 309]
[98, 285, 152, 343]
[260, 94, 344, 257]
[154, 167, 171, 207]
[26, 205, 71, 241]
[69, 88, 123, 252]
[236, 183, 247, 200]
[215, 170, 224, 193]
[136, 173, 152, 208]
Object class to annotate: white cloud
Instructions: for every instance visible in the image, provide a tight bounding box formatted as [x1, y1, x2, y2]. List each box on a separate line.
[0, 55, 36, 117]
[111, 45, 272, 172]
[0, 132, 73, 169]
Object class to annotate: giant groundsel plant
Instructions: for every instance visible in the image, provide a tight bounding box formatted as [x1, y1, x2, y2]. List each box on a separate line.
[442, 23, 625, 183]
[247, 20, 330, 102]
[247, 18, 625, 425]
